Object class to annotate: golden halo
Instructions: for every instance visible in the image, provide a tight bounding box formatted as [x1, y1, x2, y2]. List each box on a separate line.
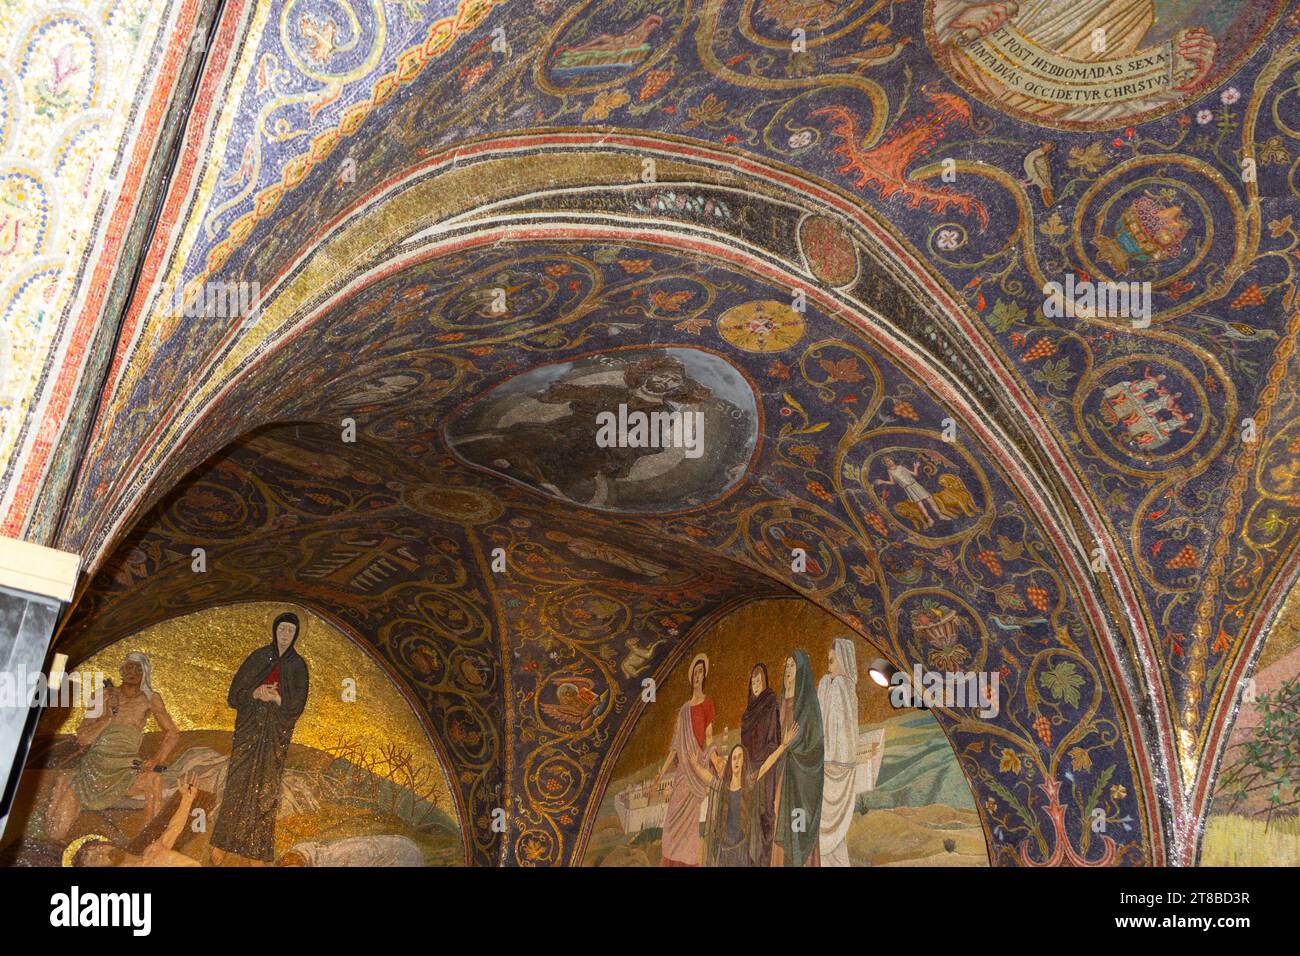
[62, 833, 110, 867]
[687, 652, 709, 683]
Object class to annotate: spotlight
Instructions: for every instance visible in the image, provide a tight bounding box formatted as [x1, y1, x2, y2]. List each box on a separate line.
[867, 658, 896, 687]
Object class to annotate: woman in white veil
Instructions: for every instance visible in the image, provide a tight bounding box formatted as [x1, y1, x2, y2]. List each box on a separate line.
[817, 638, 859, 866]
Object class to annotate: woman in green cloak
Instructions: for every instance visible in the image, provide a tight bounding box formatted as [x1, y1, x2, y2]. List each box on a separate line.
[772, 649, 825, 866]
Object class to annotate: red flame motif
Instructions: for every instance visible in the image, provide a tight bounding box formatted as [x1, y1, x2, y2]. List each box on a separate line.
[813, 87, 988, 228]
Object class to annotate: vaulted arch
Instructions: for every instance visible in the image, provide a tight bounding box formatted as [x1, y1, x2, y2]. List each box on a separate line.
[5, 0, 1295, 869]
[53, 198, 1165, 862]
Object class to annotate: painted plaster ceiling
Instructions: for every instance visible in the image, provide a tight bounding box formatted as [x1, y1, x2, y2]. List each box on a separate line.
[6, 0, 1300, 864]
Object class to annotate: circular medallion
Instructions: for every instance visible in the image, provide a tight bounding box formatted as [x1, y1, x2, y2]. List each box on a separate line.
[717, 300, 806, 352]
[444, 347, 760, 513]
[403, 484, 503, 524]
[894, 588, 991, 678]
[742, 504, 848, 595]
[536, 0, 691, 96]
[1076, 357, 1208, 470]
[844, 428, 992, 546]
[1067, 156, 1245, 325]
[1257, 421, 1300, 504]
[923, 0, 1288, 131]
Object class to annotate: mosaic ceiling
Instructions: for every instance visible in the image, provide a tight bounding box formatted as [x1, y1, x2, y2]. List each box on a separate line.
[0, 0, 199, 526]
[4, 0, 1299, 865]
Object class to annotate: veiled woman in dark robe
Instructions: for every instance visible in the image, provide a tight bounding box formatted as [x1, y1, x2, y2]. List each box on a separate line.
[740, 662, 781, 865]
[773, 650, 824, 867]
[210, 612, 309, 863]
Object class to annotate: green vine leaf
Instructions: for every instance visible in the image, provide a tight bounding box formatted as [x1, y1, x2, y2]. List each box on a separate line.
[1040, 660, 1084, 708]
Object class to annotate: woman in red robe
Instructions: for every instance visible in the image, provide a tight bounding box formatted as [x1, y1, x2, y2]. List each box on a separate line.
[654, 653, 714, 866]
